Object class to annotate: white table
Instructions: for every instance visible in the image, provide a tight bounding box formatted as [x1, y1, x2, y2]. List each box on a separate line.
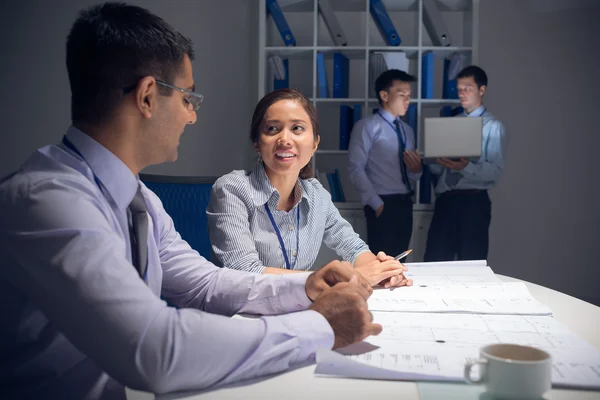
[127, 275, 600, 400]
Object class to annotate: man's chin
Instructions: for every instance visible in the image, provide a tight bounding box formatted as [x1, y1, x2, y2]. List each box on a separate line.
[166, 151, 178, 163]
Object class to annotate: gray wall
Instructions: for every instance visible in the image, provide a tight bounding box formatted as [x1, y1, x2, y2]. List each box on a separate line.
[479, 0, 600, 302]
[0, 0, 598, 302]
[0, 0, 258, 178]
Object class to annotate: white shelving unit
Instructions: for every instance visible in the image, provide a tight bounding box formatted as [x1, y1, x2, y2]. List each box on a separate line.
[258, 0, 479, 262]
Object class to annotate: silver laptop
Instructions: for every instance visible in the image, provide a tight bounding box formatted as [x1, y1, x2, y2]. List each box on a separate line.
[422, 117, 482, 161]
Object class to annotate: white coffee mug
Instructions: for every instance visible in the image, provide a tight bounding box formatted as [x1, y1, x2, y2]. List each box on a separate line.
[464, 343, 552, 399]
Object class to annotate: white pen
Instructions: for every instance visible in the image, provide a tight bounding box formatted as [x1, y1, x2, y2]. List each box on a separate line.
[394, 249, 413, 261]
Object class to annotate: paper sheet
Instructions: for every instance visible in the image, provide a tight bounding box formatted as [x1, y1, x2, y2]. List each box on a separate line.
[404, 260, 487, 268]
[368, 282, 553, 315]
[315, 314, 600, 390]
[404, 266, 501, 286]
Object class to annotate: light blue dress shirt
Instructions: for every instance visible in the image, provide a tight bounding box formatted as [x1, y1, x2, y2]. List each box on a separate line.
[207, 162, 370, 273]
[347, 109, 423, 211]
[0, 127, 333, 399]
[429, 105, 507, 193]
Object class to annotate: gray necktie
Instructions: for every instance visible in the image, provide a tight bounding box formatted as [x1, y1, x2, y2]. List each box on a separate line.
[393, 119, 411, 189]
[128, 186, 148, 280]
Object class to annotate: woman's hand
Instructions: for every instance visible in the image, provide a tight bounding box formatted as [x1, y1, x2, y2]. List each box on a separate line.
[354, 252, 413, 288]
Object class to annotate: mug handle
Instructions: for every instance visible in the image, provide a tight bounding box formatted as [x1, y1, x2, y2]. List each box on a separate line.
[464, 358, 488, 384]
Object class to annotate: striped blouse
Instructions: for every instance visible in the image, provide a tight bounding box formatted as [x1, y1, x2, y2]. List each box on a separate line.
[207, 162, 370, 273]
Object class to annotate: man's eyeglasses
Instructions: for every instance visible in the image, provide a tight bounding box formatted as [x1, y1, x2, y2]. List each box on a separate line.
[123, 79, 204, 112]
[155, 80, 204, 112]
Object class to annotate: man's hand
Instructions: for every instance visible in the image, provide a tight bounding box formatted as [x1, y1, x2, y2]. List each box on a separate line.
[354, 254, 412, 288]
[375, 204, 384, 218]
[305, 260, 371, 302]
[436, 157, 469, 171]
[403, 150, 422, 173]
[309, 275, 382, 349]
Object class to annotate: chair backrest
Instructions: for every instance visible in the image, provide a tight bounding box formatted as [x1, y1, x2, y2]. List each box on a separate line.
[140, 174, 217, 259]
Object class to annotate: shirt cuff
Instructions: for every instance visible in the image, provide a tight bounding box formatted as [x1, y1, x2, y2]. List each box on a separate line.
[278, 272, 313, 312]
[350, 248, 371, 265]
[367, 196, 384, 212]
[462, 161, 476, 176]
[267, 310, 335, 362]
[409, 170, 423, 180]
[252, 264, 267, 274]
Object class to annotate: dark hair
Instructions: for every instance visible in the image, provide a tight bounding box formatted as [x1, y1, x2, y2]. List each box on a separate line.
[66, 2, 195, 125]
[457, 65, 488, 88]
[250, 89, 319, 179]
[375, 69, 416, 105]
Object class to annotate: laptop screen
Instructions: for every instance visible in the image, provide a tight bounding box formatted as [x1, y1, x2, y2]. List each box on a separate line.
[422, 117, 483, 159]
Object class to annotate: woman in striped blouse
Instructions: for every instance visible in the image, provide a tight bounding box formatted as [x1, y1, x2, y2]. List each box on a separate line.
[206, 89, 412, 288]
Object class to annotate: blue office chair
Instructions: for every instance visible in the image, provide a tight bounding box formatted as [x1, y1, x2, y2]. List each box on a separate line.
[140, 174, 217, 260]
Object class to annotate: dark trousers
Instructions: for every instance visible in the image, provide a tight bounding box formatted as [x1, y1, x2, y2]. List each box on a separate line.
[424, 190, 491, 262]
[364, 194, 413, 257]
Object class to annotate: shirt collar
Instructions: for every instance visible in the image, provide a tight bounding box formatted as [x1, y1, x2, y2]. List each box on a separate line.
[248, 162, 309, 208]
[465, 105, 486, 117]
[64, 126, 139, 210]
[378, 108, 398, 124]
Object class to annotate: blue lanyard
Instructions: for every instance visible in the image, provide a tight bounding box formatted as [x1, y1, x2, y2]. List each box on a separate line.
[264, 203, 300, 270]
[378, 111, 406, 146]
[61, 136, 148, 282]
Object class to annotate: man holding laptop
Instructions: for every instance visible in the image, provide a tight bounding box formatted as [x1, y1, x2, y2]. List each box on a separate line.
[424, 66, 507, 262]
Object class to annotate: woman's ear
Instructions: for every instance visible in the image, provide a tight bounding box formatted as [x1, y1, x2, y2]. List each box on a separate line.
[313, 135, 320, 153]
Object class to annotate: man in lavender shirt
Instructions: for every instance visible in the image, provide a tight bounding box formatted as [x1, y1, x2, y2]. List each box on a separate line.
[0, 3, 381, 399]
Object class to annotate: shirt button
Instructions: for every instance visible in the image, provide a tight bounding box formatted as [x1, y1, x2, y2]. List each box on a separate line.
[292, 250, 297, 257]
[289, 224, 294, 231]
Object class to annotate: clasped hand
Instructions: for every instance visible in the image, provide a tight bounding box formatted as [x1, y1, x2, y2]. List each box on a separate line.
[436, 157, 468, 171]
[306, 262, 381, 349]
[355, 251, 413, 288]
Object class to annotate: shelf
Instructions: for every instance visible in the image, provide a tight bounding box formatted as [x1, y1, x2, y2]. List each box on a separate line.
[369, 46, 420, 57]
[313, 98, 366, 103]
[420, 98, 461, 105]
[261, 0, 476, 224]
[421, 46, 472, 57]
[316, 150, 348, 155]
[276, 0, 472, 12]
[264, 46, 472, 60]
[317, 48, 366, 59]
[363, 98, 462, 104]
[316, 46, 366, 51]
[265, 46, 314, 59]
[278, 0, 365, 12]
[367, 98, 419, 103]
[421, 46, 472, 51]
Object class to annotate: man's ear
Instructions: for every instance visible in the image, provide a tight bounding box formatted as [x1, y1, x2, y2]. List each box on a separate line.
[135, 76, 157, 119]
[379, 90, 388, 104]
[479, 84, 487, 97]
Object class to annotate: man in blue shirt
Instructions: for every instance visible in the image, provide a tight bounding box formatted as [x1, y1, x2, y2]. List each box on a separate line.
[348, 70, 422, 257]
[424, 66, 507, 262]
